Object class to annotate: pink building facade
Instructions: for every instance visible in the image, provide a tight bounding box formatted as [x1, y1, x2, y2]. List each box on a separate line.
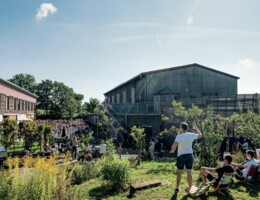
[0, 77, 37, 122]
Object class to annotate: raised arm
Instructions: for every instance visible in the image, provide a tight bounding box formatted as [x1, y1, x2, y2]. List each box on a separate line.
[194, 125, 202, 139]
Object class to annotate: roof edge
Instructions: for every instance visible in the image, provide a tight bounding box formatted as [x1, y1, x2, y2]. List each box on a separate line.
[0, 77, 38, 98]
[104, 63, 240, 95]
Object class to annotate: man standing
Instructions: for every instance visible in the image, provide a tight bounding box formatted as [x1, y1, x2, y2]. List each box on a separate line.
[170, 122, 202, 193]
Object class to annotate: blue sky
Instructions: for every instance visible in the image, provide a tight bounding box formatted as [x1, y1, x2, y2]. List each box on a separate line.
[0, 0, 260, 101]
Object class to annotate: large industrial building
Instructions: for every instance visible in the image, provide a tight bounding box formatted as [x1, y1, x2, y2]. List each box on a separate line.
[0, 77, 37, 122]
[104, 63, 258, 135]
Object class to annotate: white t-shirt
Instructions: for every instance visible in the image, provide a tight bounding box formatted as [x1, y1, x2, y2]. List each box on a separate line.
[174, 132, 198, 156]
[242, 159, 258, 177]
[99, 144, 107, 154]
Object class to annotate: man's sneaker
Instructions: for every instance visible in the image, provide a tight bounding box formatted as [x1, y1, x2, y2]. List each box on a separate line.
[175, 188, 179, 193]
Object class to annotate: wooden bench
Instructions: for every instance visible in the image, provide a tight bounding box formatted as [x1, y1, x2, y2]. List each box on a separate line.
[129, 180, 162, 197]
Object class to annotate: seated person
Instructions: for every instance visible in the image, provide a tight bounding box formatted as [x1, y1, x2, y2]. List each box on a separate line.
[78, 152, 92, 163]
[59, 143, 66, 153]
[43, 142, 51, 151]
[25, 150, 31, 156]
[200, 155, 234, 188]
[232, 149, 258, 180]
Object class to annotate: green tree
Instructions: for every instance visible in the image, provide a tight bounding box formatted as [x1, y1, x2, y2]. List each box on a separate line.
[36, 79, 54, 115]
[0, 119, 18, 149]
[9, 74, 37, 94]
[50, 81, 80, 119]
[200, 106, 222, 167]
[85, 98, 100, 113]
[36, 123, 45, 152]
[43, 122, 52, 142]
[229, 110, 260, 149]
[35, 122, 53, 151]
[74, 93, 84, 117]
[80, 133, 92, 150]
[21, 121, 37, 151]
[130, 126, 146, 164]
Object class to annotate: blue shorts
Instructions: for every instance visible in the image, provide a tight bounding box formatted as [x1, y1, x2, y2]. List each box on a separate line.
[176, 154, 194, 170]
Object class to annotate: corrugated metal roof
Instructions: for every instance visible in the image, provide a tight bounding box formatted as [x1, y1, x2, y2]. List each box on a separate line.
[104, 63, 240, 95]
[0, 77, 38, 98]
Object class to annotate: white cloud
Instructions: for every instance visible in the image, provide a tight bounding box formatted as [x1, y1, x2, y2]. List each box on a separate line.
[187, 16, 194, 26]
[36, 3, 58, 20]
[156, 37, 162, 48]
[239, 58, 254, 67]
[186, 0, 200, 26]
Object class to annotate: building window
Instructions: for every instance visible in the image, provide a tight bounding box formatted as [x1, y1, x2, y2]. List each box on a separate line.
[6, 96, 9, 110]
[22, 100, 24, 111]
[18, 100, 20, 110]
[14, 98, 17, 111]
[25, 101, 28, 111]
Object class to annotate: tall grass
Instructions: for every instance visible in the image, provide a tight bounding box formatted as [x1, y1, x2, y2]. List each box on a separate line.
[0, 154, 72, 200]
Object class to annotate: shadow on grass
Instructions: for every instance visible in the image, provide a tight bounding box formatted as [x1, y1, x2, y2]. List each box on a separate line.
[88, 185, 126, 199]
[170, 192, 189, 200]
[206, 191, 234, 200]
[170, 190, 235, 200]
[231, 181, 259, 198]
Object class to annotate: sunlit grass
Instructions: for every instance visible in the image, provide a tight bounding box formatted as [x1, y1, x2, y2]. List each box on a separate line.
[66, 158, 259, 200]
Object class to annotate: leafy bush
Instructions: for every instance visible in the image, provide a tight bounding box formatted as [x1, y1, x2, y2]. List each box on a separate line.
[232, 151, 245, 164]
[127, 156, 138, 168]
[72, 161, 100, 185]
[105, 139, 116, 161]
[101, 159, 130, 191]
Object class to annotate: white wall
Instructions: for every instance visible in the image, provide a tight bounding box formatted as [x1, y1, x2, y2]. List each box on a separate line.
[17, 114, 27, 121]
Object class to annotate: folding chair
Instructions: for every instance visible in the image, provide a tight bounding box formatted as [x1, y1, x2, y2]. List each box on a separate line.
[236, 165, 258, 184]
[213, 172, 235, 195]
[256, 164, 260, 182]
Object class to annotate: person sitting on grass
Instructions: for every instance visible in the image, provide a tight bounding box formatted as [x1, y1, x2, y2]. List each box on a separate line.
[78, 151, 92, 163]
[231, 149, 258, 181]
[199, 155, 234, 188]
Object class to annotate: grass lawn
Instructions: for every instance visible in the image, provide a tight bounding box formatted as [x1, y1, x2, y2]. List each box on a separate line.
[66, 159, 260, 200]
[0, 141, 42, 154]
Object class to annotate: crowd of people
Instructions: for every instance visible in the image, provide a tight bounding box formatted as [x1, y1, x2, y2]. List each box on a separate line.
[32, 119, 108, 162]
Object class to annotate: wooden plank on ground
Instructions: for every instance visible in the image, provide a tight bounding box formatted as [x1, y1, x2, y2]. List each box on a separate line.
[187, 186, 199, 197]
[129, 180, 162, 197]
